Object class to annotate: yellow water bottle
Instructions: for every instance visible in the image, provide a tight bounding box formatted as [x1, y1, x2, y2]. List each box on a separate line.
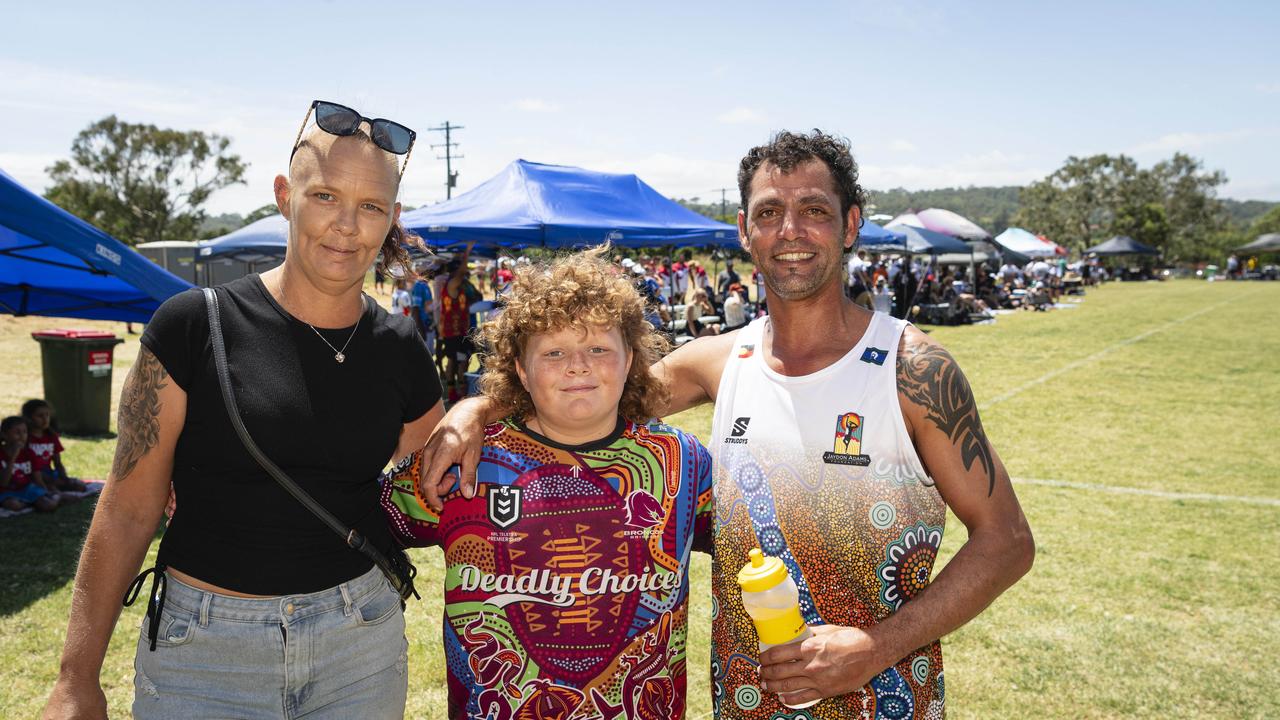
[736, 548, 818, 709]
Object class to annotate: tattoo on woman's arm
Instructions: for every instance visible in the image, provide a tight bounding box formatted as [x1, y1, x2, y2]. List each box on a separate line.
[112, 348, 168, 481]
[897, 341, 997, 496]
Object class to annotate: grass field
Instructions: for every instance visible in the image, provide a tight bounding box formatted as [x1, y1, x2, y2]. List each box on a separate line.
[1, 278, 1277, 718]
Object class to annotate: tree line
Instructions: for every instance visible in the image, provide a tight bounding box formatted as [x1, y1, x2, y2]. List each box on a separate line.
[42, 115, 1278, 262]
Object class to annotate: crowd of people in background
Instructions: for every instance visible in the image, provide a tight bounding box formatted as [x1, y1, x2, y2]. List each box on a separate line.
[365, 243, 1135, 403]
[1223, 253, 1276, 280]
[0, 399, 82, 513]
[369, 242, 1169, 384]
[372, 247, 771, 402]
[844, 250, 1104, 325]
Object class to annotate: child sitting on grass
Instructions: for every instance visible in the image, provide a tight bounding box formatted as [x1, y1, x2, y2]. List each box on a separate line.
[0, 415, 60, 513]
[22, 399, 85, 492]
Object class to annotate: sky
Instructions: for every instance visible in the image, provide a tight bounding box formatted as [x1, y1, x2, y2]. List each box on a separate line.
[1, 0, 1277, 219]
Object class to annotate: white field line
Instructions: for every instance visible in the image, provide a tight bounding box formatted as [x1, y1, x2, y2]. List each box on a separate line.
[1013, 476, 1280, 507]
[979, 296, 1239, 411]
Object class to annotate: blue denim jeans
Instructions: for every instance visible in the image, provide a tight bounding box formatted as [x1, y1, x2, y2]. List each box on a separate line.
[132, 565, 408, 719]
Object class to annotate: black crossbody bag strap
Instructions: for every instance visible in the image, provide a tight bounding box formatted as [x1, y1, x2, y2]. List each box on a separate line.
[201, 287, 418, 604]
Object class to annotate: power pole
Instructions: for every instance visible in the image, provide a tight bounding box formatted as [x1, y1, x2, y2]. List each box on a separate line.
[712, 188, 734, 222]
[428, 121, 464, 199]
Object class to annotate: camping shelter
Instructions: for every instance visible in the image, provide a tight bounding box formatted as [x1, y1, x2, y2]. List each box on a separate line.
[197, 214, 288, 286]
[854, 219, 907, 249]
[885, 220, 971, 255]
[198, 214, 289, 262]
[401, 160, 738, 251]
[1237, 233, 1280, 253]
[916, 208, 992, 241]
[0, 168, 192, 322]
[1084, 236, 1159, 256]
[887, 212, 927, 229]
[994, 227, 1059, 259]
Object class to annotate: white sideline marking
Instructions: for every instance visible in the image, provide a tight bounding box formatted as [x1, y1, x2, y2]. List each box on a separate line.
[979, 297, 1239, 410]
[1014, 477, 1280, 507]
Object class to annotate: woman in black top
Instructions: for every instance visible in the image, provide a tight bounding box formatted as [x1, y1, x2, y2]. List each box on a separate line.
[45, 102, 444, 720]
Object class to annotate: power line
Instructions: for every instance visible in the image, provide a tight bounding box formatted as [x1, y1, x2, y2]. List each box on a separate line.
[428, 122, 464, 199]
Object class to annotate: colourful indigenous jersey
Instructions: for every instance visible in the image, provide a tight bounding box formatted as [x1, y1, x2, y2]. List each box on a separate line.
[382, 418, 714, 720]
[27, 431, 63, 472]
[709, 314, 948, 719]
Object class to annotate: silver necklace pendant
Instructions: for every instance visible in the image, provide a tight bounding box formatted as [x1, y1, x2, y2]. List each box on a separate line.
[306, 296, 365, 365]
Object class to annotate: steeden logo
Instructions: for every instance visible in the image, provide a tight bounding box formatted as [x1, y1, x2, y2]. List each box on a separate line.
[725, 416, 750, 444]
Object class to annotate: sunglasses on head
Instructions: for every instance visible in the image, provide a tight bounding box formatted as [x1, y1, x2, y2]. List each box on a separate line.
[290, 100, 416, 177]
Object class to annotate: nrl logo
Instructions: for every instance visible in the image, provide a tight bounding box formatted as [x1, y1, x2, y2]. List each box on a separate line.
[488, 486, 522, 529]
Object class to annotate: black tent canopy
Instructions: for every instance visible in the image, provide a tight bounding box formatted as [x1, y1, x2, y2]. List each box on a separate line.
[1084, 236, 1159, 256]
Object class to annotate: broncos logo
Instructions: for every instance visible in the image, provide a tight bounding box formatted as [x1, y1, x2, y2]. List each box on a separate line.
[589, 612, 677, 720]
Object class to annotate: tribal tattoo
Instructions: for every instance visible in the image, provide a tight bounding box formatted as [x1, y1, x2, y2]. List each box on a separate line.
[112, 347, 168, 481]
[897, 338, 997, 497]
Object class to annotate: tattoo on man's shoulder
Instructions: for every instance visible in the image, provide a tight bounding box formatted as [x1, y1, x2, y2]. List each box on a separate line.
[897, 338, 997, 496]
[112, 348, 168, 481]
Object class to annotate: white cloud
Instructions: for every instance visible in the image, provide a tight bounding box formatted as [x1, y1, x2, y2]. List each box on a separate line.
[716, 107, 765, 125]
[860, 150, 1046, 190]
[592, 152, 738, 199]
[1128, 128, 1279, 155]
[510, 98, 560, 113]
[888, 139, 918, 152]
[0, 59, 204, 119]
[0, 152, 62, 194]
[845, 0, 947, 36]
[1256, 83, 1280, 95]
[1222, 178, 1280, 202]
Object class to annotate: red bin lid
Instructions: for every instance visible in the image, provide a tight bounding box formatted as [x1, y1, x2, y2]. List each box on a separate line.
[31, 329, 118, 339]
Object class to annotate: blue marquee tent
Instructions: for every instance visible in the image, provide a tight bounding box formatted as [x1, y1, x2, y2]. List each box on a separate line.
[198, 214, 288, 262]
[0, 169, 193, 323]
[856, 219, 907, 249]
[889, 224, 971, 255]
[401, 160, 739, 250]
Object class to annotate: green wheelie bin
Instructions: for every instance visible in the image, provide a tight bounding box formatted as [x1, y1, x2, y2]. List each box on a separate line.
[31, 329, 125, 436]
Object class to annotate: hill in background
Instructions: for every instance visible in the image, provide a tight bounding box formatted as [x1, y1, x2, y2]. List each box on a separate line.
[685, 188, 1276, 239]
[198, 191, 1276, 241]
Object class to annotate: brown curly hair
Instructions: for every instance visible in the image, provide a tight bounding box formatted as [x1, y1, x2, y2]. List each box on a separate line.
[478, 246, 670, 423]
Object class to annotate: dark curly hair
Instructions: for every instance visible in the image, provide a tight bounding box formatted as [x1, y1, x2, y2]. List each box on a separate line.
[737, 129, 868, 241]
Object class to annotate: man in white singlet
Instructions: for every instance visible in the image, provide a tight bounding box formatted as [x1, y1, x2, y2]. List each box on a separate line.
[419, 130, 1035, 719]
